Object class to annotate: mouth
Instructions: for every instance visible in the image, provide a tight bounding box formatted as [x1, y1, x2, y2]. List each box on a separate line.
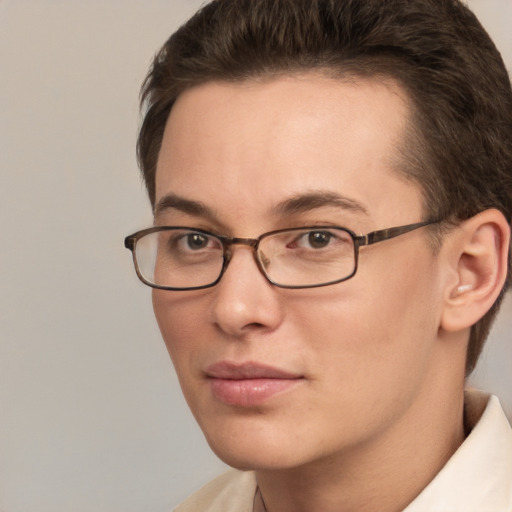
[204, 361, 304, 407]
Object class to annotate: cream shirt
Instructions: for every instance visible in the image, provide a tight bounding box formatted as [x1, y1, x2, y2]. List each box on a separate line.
[174, 391, 512, 512]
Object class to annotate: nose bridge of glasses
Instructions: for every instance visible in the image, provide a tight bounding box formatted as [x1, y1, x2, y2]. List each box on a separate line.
[228, 237, 259, 248]
[221, 236, 259, 258]
[220, 236, 269, 276]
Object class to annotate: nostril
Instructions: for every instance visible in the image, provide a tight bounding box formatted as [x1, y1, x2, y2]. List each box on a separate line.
[246, 321, 266, 330]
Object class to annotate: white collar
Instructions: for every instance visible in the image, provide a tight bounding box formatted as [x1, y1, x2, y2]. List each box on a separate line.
[403, 391, 512, 511]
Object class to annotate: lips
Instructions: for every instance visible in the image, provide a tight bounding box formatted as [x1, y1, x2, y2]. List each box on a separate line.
[205, 361, 303, 407]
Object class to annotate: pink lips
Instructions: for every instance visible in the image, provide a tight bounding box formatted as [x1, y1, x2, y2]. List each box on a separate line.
[205, 361, 303, 407]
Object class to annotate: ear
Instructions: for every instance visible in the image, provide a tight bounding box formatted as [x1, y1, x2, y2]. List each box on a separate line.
[441, 209, 510, 333]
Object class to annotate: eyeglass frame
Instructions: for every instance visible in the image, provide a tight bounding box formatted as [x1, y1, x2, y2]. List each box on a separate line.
[124, 219, 440, 291]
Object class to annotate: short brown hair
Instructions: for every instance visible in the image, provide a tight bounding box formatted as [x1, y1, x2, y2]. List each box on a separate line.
[137, 0, 512, 374]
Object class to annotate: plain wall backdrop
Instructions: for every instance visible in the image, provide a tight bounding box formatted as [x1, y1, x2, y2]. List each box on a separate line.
[0, 1, 510, 510]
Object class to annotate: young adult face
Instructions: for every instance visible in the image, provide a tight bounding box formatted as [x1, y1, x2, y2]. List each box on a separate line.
[152, 75, 451, 471]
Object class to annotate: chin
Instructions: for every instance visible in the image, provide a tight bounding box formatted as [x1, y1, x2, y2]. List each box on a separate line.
[210, 444, 301, 472]
[199, 419, 322, 472]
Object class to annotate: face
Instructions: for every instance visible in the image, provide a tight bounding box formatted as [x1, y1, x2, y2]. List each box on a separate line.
[152, 75, 446, 471]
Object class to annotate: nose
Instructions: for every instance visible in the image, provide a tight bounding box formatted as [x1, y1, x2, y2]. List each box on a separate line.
[210, 244, 285, 338]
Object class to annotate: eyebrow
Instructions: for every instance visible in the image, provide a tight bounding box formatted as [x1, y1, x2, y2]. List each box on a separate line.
[154, 190, 370, 222]
[271, 190, 370, 217]
[154, 193, 218, 221]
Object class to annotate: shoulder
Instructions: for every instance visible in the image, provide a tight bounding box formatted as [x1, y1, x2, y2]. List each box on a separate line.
[174, 470, 257, 512]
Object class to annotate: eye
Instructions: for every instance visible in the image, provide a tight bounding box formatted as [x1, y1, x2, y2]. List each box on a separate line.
[282, 228, 353, 254]
[184, 233, 210, 250]
[305, 231, 332, 249]
[166, 230, 222, 254]
[293, 230, 337, 249]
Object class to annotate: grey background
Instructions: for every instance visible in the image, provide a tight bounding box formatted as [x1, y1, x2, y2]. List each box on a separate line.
[0, 1, 510, 511]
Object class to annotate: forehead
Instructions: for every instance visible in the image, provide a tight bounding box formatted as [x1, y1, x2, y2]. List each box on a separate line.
[155, 74, 423, 229]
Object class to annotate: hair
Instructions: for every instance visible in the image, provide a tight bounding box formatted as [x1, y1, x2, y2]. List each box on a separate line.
[137, 0, 512, 374]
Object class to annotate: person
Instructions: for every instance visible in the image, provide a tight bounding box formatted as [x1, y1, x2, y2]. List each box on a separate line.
[124, 0, 512, 510]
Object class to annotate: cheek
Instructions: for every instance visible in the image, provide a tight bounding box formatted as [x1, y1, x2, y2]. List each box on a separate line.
[296, 251, 441, 388]
[359, 240, 441, 328]
[297, 282, 436, 431]
[152, 289, 219, 418]
[152, 290, 203, 366]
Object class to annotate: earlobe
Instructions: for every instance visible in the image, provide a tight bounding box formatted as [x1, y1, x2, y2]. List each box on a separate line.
[441, 209, 510, 333]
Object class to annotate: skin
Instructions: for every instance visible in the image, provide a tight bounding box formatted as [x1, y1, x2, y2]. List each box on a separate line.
[152, 75, 471, 512]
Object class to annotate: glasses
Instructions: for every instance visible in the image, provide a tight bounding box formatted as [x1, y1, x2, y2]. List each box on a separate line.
[124, 220, 438, 290]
